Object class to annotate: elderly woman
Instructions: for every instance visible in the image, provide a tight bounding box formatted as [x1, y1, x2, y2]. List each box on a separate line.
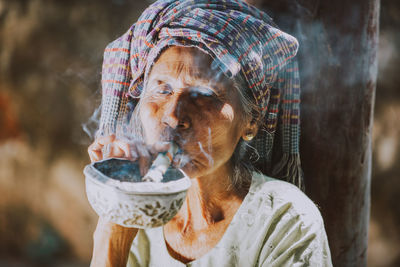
[88, 0, 332, 266]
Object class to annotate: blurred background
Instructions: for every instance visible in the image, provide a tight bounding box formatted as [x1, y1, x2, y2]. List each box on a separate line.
[0, 0, 398, 266]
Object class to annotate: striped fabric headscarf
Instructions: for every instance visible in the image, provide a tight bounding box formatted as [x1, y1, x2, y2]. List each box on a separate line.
[99, 0, 303, 190]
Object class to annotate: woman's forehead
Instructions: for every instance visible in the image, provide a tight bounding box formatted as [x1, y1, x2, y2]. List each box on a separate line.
[149, 46, 226, 85]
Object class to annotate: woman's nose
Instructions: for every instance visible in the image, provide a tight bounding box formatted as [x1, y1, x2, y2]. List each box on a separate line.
[161, 97, 191, 130]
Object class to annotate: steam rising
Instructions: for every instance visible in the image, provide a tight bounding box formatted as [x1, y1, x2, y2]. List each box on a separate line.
[197, 127, 214, 167]
[198, 141, 214, 167]
[82, 105, 101, 140]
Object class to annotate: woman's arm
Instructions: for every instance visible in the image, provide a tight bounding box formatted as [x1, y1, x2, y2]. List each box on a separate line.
[88, 135, 171, 266]
[91, 217, 138, 267]
[88, 136, 137, 267]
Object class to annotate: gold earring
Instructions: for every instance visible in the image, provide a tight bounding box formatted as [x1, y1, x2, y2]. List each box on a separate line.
[243, 133, 254, 141]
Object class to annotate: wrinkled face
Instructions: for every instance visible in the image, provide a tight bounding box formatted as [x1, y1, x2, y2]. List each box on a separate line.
[139, 46, 249, 178]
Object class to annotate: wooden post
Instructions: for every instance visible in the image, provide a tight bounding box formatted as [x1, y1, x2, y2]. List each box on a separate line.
[247, 0, 380, 266]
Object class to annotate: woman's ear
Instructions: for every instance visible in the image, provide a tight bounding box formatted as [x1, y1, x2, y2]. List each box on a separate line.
[242, 117, 260, 141]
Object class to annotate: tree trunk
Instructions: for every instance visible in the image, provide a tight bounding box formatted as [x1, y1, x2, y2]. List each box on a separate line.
[248, 0, 380, 266]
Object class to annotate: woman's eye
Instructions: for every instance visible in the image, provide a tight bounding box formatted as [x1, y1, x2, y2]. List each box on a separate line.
[157, 89, 172, 95]
[154, 85, 172, 95]
[190, 87, 216, 98]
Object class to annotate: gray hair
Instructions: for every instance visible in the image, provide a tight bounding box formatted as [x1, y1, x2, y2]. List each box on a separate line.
[229, 75, 262, 192]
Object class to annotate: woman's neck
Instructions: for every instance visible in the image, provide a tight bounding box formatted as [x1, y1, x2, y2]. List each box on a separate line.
[176, 163, 249, 231]
[163, 163, 251, 263]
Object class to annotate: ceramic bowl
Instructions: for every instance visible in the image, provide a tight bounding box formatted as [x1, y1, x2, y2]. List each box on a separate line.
[84, 158, 191, 228]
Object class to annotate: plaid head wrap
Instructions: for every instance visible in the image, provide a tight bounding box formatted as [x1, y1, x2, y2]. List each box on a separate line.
[99, 0, 304, 190]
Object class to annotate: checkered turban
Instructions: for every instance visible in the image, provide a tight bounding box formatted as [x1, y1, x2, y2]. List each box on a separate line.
[98, 0, 303, 190]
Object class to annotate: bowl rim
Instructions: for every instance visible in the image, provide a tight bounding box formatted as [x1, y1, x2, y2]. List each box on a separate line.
[84, 158, 191, 195]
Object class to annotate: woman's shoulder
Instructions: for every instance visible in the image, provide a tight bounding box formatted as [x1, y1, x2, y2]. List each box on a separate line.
[244, 172, 332, 266]
[249, 171, 324, 226]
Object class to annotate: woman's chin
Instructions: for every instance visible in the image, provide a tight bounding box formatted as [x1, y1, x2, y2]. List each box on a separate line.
[173, 154, 204, 179]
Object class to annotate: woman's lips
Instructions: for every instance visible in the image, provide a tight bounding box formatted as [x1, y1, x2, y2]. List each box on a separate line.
[167, 138, 210, 169]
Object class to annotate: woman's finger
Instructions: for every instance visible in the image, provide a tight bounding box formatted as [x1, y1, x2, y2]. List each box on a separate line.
[135, 143, 152, 177]
[114, 140, 132, 159]
[89, 149, 102, 163]
[88, 135, 116, 161]
[106, 143, 126, 159]
[88, 142, 104, 162]
[128, 144, 139, 161]
[97, 134, 116, 146]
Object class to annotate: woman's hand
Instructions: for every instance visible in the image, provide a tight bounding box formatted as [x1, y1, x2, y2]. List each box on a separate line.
[88, 134, 171, 176]
[88, 134, 132, 162]
[90, 217, 138, 267]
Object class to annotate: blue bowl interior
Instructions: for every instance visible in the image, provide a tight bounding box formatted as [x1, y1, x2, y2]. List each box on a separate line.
[93, 158, 184, 183]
